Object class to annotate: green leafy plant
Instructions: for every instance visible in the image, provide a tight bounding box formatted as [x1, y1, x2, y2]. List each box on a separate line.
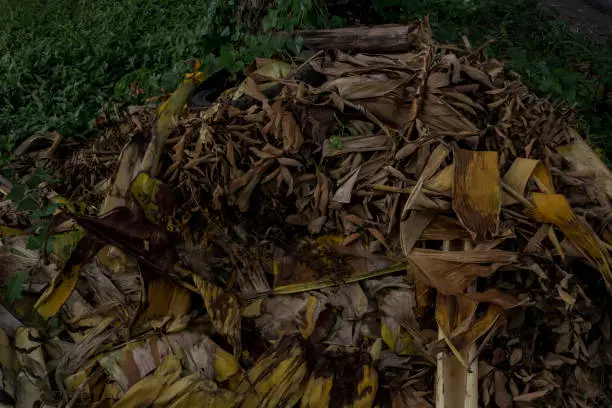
[6, 168, 60, 250]
[3, 270, 27, 304]
[0, 0, 337, 154]
[330, 135, 344, 150]
[2, 0, 610, 161]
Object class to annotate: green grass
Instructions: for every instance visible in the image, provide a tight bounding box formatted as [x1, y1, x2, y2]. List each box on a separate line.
[367, 0, 612, 157]
[0, 0, 611, 159]
[0, 0, 335, 155]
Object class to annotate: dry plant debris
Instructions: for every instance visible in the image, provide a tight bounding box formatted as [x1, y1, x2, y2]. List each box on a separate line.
[1, 19, 612, 408]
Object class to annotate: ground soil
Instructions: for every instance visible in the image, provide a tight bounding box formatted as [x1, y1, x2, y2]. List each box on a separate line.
[544, 0, 612, 40]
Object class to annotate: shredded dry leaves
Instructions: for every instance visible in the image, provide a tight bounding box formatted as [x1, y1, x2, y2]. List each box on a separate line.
[1, 17, 611, 408]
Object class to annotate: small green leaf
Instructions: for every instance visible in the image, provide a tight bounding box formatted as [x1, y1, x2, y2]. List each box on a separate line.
[293, 36, 304, 54]
[330, 136, 344, 149]
[31, 203, 60, 219]
[6, 184, 26, 202]
[47, 317, 60, 331]
[4, 271, 27, 304]
[27, 167, 50, 188]
[26, 234, 44, 250]
[17, 196, 38, 212]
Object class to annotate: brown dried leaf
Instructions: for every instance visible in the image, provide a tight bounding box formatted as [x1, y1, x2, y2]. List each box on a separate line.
[421, 216, 472, 240]
[400, 211, 436, 256]
[410, 248, 516, 263]
[308, 216, 327, 234]
[501, 158, 539, 205]
[427, 72, 450, 88]
[463, 289, 522, 309]
[420, 93, 478, 135]
[453, 149, 500, 240]
[282, 111, 304, 153]
[408, 255, 494, 295]
[323, 76, 406, 100]
[451, 304, 504, 349]
[425, 163, 453, 196]
[244, 77, 267, 102]
[494, 370, 512, 408]
[323, 135, 391, 158]
[557, 128, 612, 199]
[401, 143, 450, 219]
[461, 64, 494, 89]
[513, 388, 551, 402]
[332, 167, 360, 204]
[391, 387, 433, 408]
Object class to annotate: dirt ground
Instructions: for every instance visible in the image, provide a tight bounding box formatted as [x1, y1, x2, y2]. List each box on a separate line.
[544, 0, 612, 40]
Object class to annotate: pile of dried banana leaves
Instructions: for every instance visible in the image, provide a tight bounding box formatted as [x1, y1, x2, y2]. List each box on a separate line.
[2, 20, 612, 408]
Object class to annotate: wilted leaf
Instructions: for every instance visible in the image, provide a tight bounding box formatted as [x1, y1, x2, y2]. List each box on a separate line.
[332, 167, 360, 204]
[450, 305, 504, 350]
[138, 278, 191, 330]
[557, 128, 612, 199]
[236, 336, 308, 408]
[73, 206, 176, 274]
[130, 172, 174, 224]
[301, 370, 333, 408]
[15, 327, 50, 390]
[409, 248, 517, 264]
[463, 289, 521, 309]
[390, 387, 432, 408]
[323, 77, 406, 100]
[531, 193, 612, 284]
[409, 255, 493, 295]
[513, 388, 551, 402]
[0, 329, 16, 405]
[253, 294, 328, 341]
[494, 370, 511, 408]
[453, 149, 500, 240]
[194, 275, 242, 355]
[425, 163, 453, 196]
[400, 211, 436, 256]
[114, 354, 182, 408]
[35, 235, 102, 320]
[281, 111, 304, 154]
[501, 158, 539, 205]
[401, 144, 450, 219]
[144, 75, 202, 174]
[322, 135, 392, 158]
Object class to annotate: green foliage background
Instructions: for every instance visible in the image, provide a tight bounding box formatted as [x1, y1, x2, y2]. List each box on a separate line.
[0, 0, 336, 154]
[0, 0, 610, 156]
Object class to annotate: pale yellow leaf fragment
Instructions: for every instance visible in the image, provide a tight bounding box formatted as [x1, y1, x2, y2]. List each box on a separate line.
[501, 158, 539, 205]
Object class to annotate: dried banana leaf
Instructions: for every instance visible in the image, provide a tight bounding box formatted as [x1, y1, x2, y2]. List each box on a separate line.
[453, 149, 500, 240]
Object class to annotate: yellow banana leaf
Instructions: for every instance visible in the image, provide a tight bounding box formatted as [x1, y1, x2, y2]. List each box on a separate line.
[531, 193, 612, 284]
[193, 275, 242, 356]
[114, 355, 182, 408]
[35, 235, 101, 320]
[453, 149, 500, 240]
[130, 172, 173, 224]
